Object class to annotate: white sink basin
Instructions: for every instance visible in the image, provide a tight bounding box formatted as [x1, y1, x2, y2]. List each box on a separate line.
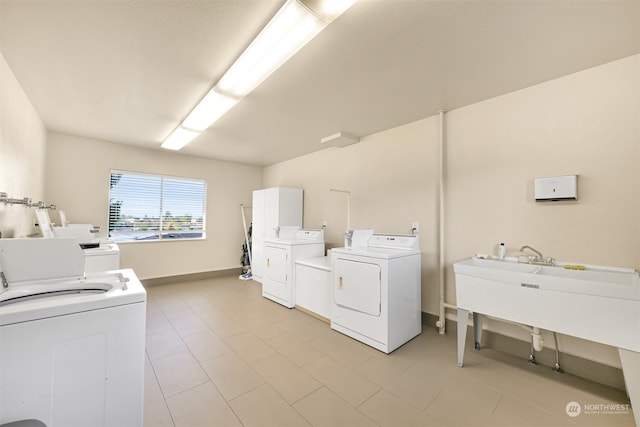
[454, 257, 640, 301]
[454, 257, 640, 426]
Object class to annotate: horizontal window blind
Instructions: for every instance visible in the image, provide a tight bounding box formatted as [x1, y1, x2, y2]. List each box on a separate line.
[109, 171, 206, 242]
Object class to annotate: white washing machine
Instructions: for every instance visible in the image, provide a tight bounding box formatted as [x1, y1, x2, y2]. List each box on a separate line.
[52, 224, 120, 273]
[0, 238, 146, 427]
[84, 242, 120, 272]
[263, 229, 325, 308]
[331, 234, 421, 353]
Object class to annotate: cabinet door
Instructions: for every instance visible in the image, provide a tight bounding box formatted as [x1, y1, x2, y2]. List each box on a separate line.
[334, 258, 381, 316]
[277, 188, 303, 227]
[263, 188, 303, 238]
[265, 245, 288, 284]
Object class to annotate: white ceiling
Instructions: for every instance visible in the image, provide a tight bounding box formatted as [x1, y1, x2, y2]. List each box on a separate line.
[1, 0, 638, 166]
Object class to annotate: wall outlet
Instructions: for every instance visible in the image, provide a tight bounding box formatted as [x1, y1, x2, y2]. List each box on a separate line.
[322, 221, 328, 229]
[412, 221, 419, 234]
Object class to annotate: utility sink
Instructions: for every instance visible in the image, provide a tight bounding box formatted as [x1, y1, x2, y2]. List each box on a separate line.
[454, 257, 640, 426]
[454, 257, 640, 300]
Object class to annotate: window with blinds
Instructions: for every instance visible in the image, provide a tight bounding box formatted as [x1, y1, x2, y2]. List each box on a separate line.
[108, 171, 206, 242]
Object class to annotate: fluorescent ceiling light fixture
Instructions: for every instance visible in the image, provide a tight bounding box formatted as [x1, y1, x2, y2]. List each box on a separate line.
[182, 89, 239, 132]
[161, 127, 200, 151]
[302, 0, 358, 23]
[161, 0, 357, 150]
[216, 0, 327, 98]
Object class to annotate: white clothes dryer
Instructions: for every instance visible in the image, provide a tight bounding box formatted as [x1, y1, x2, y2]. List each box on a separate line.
[330, 234, 421, 353]
[263, 229, 325, 308]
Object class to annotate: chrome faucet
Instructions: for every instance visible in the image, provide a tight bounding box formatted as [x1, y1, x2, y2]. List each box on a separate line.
[519, 245, 555, 266]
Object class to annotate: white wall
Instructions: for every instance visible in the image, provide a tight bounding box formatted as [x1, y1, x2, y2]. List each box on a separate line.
[0, 52, 47, 238]
[44, 133, 262, 279]
[264, 55, 640, 368]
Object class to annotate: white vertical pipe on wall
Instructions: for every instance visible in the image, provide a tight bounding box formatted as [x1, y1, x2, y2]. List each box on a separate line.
[435, 110, 456, 334]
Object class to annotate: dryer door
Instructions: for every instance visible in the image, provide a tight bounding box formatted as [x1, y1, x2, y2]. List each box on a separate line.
[334, 258, 381, 316]
[265, 245, 288, 284]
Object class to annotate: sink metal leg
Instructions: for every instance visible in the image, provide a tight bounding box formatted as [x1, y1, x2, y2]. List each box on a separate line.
[529, 333, 537, 364]
[618, 348, 640, 427]
[552, 332, 562, 372]
[473, 312, 483, 350]
[457, 309, 469, 367]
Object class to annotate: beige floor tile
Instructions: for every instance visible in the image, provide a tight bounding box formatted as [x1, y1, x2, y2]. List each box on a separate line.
[252, 353, 322, 403]
[166, 381, 242, 427]
[354, 353, 417, 389]
[293, 387, 378, 427]
[146, 310, 173, 335]
[151, 351, 209, 397]
[201, 352, 264, 400]
[225, 331, 278, 363]
[303, 356, 380, 406]
[180, 328, 232, 362]
[370, 340, 427, 372]
[156, 297, 194, 320]
[239, 315, 288, 340]
[358, 389, 440, 427]
[357, 354, 449, 410]
[491, 394, 576, 427]
[266, 332, 324, 367]
[275, 314, 331, 343]
[145, 328, 188, 361]
[143, 378, 174, 427]
[229, 384, 310, 427]
[460, 358, 605, 419]
[423, 375, 504, 425]
[254, 300, 302, 323]
[203, 314, 247, 338]
[187, 300, 227, 320]
[145, 353, 156, 382]
[308, 330, 376, 369]
[169, 314, 210, 337]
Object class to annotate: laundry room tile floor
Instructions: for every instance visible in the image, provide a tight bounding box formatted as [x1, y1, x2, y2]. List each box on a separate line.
[143, 275, 635, 427]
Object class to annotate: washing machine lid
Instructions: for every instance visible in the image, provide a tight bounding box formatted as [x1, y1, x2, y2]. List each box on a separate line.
[265, 229, 325, 246]
[0, 238, 85, 284]
[0, 269, 146, 326]
[295, 255, 331, 271]
[84, 243, 120, 257]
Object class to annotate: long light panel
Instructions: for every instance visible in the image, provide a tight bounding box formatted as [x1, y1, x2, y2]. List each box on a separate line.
[162, 0, 357, 151]
[216, 0, 326, 98]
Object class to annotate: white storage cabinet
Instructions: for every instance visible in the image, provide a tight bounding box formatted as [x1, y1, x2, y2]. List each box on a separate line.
[251, 187, 303, 282]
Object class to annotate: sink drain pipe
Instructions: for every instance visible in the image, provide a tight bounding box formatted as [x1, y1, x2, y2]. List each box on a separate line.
[435, 110, 456, 334]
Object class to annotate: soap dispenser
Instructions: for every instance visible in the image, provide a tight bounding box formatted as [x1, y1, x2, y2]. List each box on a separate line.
[498, 242, 506, 260]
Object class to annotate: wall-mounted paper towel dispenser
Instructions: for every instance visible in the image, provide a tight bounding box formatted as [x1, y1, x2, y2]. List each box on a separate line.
[534, 175, 578, 201]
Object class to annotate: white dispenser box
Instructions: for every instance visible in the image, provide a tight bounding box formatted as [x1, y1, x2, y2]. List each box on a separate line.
[534, 175, 578, 201]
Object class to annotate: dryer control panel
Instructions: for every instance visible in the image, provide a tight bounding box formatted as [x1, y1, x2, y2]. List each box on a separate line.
[367, 234, 419, 251]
